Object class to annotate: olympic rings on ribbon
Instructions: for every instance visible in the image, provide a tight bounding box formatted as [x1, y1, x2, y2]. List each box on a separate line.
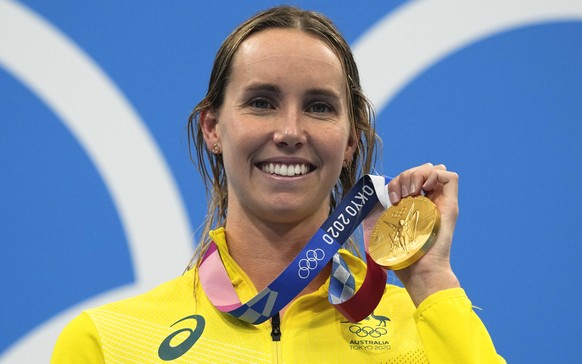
[297, 248, 325, 279]
[348, 325, 388, 338]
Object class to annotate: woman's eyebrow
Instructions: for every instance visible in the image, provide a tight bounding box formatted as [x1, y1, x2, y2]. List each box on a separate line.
[242, 82, 281, 94]
[305, 88, 341, 100]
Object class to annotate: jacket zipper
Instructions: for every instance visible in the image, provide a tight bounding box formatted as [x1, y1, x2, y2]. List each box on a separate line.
[271, 312, 281, 341]
[271, 312, 282, 363]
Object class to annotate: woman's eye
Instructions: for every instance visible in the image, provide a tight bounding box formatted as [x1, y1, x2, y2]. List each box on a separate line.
[308, 103, 332, 113]
[250, 98, 272, 109]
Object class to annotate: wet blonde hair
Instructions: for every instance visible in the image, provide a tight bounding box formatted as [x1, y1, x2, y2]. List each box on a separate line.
[186, 5, 378, 270]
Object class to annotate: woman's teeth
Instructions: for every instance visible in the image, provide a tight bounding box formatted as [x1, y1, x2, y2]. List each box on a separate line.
[261, 163, 310, 177]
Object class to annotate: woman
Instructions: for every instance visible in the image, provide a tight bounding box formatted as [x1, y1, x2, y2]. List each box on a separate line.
[52, 6, 504, 363]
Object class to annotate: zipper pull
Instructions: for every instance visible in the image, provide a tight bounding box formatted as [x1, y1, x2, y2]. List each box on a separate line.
[271, 312, 281, 342]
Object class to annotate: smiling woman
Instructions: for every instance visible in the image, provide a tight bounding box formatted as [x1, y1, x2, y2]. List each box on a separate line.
[51, 5, 505, 363]
[201, 28, 354, 231]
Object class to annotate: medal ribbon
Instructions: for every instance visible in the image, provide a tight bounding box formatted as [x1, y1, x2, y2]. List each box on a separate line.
[199, 175, 391, 324]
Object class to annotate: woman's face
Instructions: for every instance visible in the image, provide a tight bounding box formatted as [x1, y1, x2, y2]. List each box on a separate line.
[205, 28, 355, 226]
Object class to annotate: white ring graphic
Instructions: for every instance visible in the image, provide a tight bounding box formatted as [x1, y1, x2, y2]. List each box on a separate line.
[1, 0, 582, 362]
[353, 0, 582, 112]
[0, 0, 192, 362]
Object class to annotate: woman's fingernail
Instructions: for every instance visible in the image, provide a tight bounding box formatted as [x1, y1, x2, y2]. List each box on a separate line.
[401, 185, 408, 197]
[389, 192, 398, 204]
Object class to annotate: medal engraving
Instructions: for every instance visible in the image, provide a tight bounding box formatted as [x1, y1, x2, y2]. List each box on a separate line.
[369, 195, 440, 270]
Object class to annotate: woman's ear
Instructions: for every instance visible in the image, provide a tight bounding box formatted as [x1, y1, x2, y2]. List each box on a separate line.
[200, 109, 220, 151]
[344, 130, 357, 164]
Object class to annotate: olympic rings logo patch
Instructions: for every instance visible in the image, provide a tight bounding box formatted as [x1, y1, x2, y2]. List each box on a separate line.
[297, 248, 325, 279]
[348, 325, 388, 338]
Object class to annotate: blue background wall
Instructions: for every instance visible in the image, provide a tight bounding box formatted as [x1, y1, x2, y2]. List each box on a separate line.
[1, 1, 581, 362]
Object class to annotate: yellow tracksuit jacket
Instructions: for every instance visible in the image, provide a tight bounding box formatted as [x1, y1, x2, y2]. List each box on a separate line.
[52, 229, 505, 363]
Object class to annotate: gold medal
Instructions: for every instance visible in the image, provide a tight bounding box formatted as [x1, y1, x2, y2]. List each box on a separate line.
[368, 195, 440, 270]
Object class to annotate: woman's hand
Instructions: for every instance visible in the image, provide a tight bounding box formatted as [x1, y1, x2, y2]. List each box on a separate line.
[387, 163, 461, 306]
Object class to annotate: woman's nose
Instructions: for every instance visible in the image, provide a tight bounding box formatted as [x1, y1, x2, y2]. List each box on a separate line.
[273, 109, 306, 148]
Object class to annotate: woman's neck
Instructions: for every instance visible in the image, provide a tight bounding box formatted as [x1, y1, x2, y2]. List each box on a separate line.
[223, 211, 329, 295]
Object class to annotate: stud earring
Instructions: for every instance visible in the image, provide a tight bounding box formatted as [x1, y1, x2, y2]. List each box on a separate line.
[212, 143, 221, 154]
